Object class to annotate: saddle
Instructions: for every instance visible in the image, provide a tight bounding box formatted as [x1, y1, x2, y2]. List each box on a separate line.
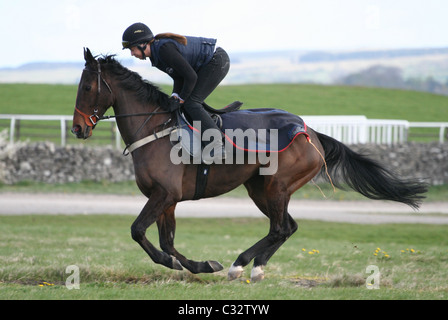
[174, 104, 309, 158]
[202, 101, 243, 114]
[174, 101, 243, 159]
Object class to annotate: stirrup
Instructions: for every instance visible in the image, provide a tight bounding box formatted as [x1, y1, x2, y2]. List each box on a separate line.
[202, 142, 226, 165]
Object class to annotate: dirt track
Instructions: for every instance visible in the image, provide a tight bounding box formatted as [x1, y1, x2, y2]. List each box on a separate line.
[1, 193, 447, 224]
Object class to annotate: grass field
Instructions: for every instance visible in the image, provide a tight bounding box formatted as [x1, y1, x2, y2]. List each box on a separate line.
[0, 215, 447, 300]
[1, 83, 448, 144]
[2, 83, 448, 121]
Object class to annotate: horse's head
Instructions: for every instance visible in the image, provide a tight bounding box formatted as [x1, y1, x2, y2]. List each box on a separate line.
[72, 48, 114, 139]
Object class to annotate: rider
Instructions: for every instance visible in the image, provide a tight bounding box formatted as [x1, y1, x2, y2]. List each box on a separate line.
[122, 22, 229, 162]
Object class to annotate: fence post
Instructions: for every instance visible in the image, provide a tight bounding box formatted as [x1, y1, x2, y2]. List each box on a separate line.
[14, 119, 20, 143]
[440, 125, 446, 143]
[9, 117, 15, 144]
[60, 118, 66, 147]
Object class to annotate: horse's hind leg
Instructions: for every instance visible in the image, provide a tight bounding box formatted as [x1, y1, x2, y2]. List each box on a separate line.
[251, 211, 297, 281]
[228, 176, 297, 282]
[157, 204, 224, 274]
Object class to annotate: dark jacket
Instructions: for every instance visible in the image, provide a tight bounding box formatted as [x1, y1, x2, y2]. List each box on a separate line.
[150, 36, 216, 73]
[149, 36, 217, 100]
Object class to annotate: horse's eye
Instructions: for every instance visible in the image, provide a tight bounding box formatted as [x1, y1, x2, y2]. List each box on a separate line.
[85, 85, 92, 91]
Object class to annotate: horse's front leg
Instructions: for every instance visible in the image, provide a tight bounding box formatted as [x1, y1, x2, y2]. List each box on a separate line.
[131, 191, 183, 271]
[157, 204, 223, 274]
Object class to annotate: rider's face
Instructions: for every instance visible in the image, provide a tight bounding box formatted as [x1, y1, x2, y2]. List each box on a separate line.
[130, 46, 143, 59]
[130, 45, 150, 60]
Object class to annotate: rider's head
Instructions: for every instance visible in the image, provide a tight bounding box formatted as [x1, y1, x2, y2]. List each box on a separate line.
[122, 22, 154, 60]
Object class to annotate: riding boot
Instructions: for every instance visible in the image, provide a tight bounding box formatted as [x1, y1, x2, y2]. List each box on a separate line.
[184, 101, 226, 163]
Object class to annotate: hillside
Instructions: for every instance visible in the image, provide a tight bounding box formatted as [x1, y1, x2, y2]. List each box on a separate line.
[1, 83, 447, 122]
[1, 48, 448, 95]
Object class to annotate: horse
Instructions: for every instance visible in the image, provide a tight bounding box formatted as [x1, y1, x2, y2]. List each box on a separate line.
[72, 48, 428, 282]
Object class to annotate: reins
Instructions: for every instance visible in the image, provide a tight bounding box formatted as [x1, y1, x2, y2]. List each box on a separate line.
[99, 110, 171, 121]
[98, 106, 175, 156]
[75, 58, 175, 155]
[75, 61, 171, 123]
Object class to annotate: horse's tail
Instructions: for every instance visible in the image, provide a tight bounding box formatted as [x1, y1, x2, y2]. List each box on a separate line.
[313, 130, 428, 209]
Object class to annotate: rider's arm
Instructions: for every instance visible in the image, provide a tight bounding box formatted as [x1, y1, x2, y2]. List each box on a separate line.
[159, 42, 197, 102]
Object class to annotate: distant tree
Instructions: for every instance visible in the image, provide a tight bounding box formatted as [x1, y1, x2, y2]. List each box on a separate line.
[337, 65, 448, 95]
[337, 65, 404, 89]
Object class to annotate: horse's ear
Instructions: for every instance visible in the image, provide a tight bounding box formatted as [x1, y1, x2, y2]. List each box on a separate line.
[84, 47, 95, 64]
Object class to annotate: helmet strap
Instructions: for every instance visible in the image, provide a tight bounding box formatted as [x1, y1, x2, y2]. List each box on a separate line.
[137, 43, 147, 60]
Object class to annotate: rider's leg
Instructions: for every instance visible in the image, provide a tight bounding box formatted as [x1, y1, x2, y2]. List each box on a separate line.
[183, 48, 230, 163]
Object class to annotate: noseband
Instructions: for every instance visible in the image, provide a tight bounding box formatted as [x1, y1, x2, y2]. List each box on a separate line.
[75, 61, 113, 127]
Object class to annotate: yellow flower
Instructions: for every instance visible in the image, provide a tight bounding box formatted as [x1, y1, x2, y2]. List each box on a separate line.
[410, 249, 415, 253]
[302, 248, 306, 252]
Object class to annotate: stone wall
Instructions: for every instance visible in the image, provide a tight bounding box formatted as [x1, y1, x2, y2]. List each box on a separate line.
[350, 143, 448, 186]
[1, 139, 447, 185]
[0, 141, 134, 184]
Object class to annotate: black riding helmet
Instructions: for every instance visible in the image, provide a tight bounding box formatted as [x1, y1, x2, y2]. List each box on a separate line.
[122, 23, 154, 49]
[122, 23, 154, 59]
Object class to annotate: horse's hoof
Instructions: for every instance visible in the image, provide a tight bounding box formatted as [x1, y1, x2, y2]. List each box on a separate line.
[207, 260, 224, 272]
[171, 256, 183, 270]
[227, 263, 244, 281]
[250, 266, 265, 282]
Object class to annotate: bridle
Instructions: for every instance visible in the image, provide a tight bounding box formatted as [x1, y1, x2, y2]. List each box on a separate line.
[75, 60, 171, 128]
[74, 59, 175, 155]
[74, 60, 113, 128]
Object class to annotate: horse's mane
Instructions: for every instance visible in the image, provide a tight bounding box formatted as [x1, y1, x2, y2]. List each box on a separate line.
[97, 55, 171, 109]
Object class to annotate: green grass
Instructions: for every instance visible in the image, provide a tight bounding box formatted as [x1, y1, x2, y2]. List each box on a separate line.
[0, 215, 447, 300]
[2, 83, 448, 122]
[0, 84, 78, 115]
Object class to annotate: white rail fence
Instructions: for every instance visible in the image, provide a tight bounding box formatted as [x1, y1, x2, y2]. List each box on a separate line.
[0, 114, 121, 149]
[302, 116, 412, 145]
[0, 114, 447, 148]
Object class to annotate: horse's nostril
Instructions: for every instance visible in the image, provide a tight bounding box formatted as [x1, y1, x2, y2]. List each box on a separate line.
[71, 125, 82, 137]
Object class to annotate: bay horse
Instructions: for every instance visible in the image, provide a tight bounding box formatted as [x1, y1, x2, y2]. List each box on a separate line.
[72, 48, 427, 282]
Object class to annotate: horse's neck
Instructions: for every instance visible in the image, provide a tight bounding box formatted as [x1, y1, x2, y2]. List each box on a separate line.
[112, 93, 165, 146]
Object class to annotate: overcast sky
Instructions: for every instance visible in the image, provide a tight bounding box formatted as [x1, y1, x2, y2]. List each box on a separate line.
[1, 0, 447, 68]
